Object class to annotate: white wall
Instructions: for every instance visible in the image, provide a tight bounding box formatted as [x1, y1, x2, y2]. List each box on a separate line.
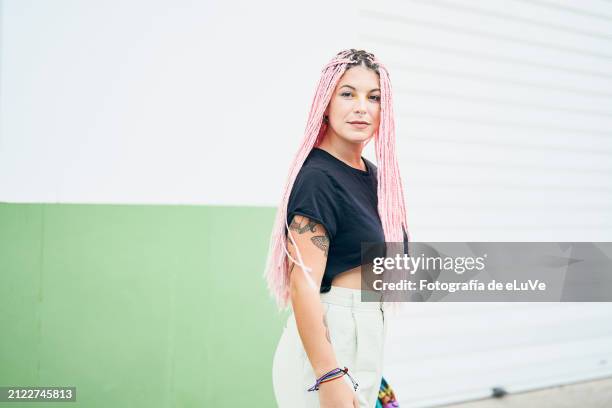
[2, 1, 612, 406]
[1, 0, 611, 242]
[0, 0, 365, 206]
[2, 0, 611, 243]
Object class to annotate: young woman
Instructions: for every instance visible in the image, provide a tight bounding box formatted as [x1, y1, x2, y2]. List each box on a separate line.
[265, 49, 408, 408]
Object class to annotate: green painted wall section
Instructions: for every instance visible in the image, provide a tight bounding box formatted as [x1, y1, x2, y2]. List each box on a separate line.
[0, 203, 288, 407]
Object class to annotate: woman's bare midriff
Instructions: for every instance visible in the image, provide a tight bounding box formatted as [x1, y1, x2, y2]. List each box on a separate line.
[330, 265, 362, 289]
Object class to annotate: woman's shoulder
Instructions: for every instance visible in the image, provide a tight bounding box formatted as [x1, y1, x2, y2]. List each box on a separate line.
[294, 163, 337, 188]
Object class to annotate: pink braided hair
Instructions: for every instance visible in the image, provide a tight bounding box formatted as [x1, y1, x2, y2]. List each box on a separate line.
[264, 49, 410, 311]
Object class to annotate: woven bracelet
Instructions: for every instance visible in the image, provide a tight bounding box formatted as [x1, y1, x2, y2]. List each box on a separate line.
[307, 367, 359, 392]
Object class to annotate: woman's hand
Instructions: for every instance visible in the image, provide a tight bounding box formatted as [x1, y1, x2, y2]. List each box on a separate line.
[318, 378, 359, 408]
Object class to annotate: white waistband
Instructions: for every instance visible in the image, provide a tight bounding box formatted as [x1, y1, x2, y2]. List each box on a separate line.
[320, 286, 384, 311]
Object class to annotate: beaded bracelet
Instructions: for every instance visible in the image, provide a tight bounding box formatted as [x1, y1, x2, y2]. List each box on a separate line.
[307, 367, 359, 392]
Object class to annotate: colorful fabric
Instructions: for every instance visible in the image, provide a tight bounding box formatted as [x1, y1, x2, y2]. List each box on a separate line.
[376, 376, 399, 408]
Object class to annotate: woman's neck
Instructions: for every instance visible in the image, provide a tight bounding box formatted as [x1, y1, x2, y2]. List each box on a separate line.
[317, 136, 366, 171]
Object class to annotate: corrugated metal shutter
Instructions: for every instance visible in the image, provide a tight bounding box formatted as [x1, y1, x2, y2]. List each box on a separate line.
[358, 1, 612, 405]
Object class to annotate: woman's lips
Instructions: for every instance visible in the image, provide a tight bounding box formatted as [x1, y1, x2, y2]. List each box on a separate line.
[349, 122, 369, 129]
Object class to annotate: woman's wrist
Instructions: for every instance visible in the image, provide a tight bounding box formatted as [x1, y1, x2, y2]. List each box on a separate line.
[307, 366, 359, 392]
[314, 362, 340, 378]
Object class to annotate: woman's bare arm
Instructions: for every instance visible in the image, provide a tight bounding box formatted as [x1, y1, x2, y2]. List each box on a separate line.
[287, 214, 337, 377]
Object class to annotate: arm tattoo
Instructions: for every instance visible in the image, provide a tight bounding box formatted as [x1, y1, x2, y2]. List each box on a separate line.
[311, 235, 329, 257]
[289, 217, 318, 234]
[323, 315, 331, 344]
[289, 216, 330, 256]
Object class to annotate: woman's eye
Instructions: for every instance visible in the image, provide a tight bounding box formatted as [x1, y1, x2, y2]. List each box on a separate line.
[340, 92, 380, 102]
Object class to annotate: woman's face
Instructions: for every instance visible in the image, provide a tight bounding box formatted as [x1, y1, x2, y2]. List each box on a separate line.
[325, 65, 381, 144]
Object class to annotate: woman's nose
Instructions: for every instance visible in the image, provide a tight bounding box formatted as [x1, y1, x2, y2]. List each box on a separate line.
[354, 96, 367, 113]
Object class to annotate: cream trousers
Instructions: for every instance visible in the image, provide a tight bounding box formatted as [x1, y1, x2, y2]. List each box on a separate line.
[272, 286, 387, 408]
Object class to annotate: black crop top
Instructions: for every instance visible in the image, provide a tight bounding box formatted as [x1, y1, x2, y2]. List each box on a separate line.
[286, 147, 406, 293]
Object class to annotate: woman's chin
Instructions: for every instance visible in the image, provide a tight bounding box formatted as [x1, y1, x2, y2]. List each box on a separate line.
[339, 133, 374, 144]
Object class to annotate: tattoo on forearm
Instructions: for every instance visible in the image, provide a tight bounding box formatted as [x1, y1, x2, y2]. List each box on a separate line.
[311, 235, 329, 257]
[323, 315, 331, 344]
[289, 217, 318, 234]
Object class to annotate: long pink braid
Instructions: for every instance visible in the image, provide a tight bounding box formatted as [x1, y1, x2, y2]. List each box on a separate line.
[264, 49, 410, 312]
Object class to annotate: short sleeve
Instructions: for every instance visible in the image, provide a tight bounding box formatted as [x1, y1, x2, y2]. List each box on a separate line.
[286, 167, 341, 240]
